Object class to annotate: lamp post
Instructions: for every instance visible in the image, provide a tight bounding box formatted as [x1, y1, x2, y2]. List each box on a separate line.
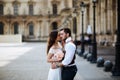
[91, 0, 97, 63]
[112, 0, 120, 76]
[79, 2, 85, 56]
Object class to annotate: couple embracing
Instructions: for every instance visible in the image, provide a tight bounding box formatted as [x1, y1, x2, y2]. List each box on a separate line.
[47, 28, 77, 80]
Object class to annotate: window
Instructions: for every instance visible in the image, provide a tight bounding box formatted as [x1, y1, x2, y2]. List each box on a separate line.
[29, 4, 33, 15]
[52, 4, 57, 15]
[73, 0, 75, 7]
[0, 22, 4, 34]
[73, 17, 77, 34]
[14, 23, 19, 34]
[29, 23, 34, 35]
[0, 4, 3, 15]
[14, 4, 18, 15]
[52, 22, 57, 30]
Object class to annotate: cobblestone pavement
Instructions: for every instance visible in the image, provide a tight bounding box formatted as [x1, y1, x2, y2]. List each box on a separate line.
[0, 43, 120, 80]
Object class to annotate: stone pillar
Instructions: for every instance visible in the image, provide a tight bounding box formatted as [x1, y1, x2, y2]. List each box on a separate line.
[89, 0, 93, 30]
[84, 7, 87, 33]
[97, 0, 101, 34]
[40, 21, 44, 39]
[107, 0, 113, 33]
[18, 23, 21, 35]
[64, 0, 68, 8]
[86, 4, 90, 29]
[78, 14, 81, 37]
[39, 21, 42, 40]
[96, 1, 100, 34]
[22, 21, 25, 36]
[35, 21, 40, 39]
[101, 0, 106, 34]
[47, 21, 49, 36]
[112, 0, 117, 34]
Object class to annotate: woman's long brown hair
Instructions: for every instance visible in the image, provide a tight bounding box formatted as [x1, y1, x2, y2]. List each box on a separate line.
[47, 30, 58, 54]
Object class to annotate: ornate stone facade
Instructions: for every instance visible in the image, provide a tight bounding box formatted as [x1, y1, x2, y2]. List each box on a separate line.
[0, 0, 117, 44]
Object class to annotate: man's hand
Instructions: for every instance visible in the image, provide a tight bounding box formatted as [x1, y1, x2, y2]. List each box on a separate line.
[51, 63, 57, 69]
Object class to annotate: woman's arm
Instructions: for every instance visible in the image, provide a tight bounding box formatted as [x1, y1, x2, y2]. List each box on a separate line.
[47, 53, 60, 63]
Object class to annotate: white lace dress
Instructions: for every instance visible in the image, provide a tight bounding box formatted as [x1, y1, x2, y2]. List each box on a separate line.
[47, 47, 63, 80]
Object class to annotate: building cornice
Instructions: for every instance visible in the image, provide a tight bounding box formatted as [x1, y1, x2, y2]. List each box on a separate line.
[51, 0, 60, 5]
[0, 1, 5, 5]
[28, 0, 36, 5]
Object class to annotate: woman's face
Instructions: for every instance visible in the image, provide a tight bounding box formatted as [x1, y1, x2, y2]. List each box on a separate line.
[56, 33, 61, 41]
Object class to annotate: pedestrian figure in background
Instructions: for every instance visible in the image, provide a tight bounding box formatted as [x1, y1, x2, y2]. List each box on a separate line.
[47, 30, 64, 80]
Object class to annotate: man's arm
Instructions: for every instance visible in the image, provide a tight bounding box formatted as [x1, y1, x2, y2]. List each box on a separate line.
[61, 43, 76, 66]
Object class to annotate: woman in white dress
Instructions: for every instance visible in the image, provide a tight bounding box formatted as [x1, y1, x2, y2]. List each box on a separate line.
[47, 30, 64, 80]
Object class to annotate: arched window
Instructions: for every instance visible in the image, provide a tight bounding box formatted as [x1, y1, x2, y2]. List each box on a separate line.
[29, 4, 33, 15]
[29, 23, 34, 35]
[52, 4, 57, 15]
[0, 4, 3, 15]
[14, 23, 19, 34]
[14, 4, 18, 15]
[0, 22, 4, 34]
[73, 0, 75, 7]
[73, 17, 77, 34]
[52, 22, 57, 30]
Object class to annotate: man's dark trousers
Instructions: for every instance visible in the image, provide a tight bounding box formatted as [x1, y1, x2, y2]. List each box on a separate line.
[62, 65, 77, 80]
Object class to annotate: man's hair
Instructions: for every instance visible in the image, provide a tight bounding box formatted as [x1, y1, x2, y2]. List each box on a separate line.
[60, 28, 71, 37]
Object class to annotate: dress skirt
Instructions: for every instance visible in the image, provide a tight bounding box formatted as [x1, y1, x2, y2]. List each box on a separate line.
[48, 67, 61, 80]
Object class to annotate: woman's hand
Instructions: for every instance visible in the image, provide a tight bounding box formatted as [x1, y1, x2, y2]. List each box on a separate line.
[54, 52, 64, 61]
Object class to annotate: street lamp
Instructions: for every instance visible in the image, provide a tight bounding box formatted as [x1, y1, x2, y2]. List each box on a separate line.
[79, 2, 85, 56]
[112, 0, 120, 76]
[90, 0, 97, 63]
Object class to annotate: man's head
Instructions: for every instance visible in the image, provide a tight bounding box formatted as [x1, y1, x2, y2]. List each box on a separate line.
[59, 28, 71, 41]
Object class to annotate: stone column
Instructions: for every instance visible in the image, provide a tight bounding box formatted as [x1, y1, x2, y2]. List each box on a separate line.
[107, 0, 113, 33]
[95, 1, 98, 34]
[47, 21, 50, 36]
[35, 21, 40, 39]
[89, 0, 93, 30]
[84, 7, 87, 33]
[101, 0, 106, 34]
[78, 14, 81, 37]
[64, 0, 68, 8]
[86, 4, 90, 29]
[112, 0, 117, 34]
[40, 21, 44, 39]
[39, 21, 42, 40]
[97, 0, 101, 34]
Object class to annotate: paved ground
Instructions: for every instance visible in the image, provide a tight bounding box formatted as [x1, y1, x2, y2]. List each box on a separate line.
[0, 42, 120, 80]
